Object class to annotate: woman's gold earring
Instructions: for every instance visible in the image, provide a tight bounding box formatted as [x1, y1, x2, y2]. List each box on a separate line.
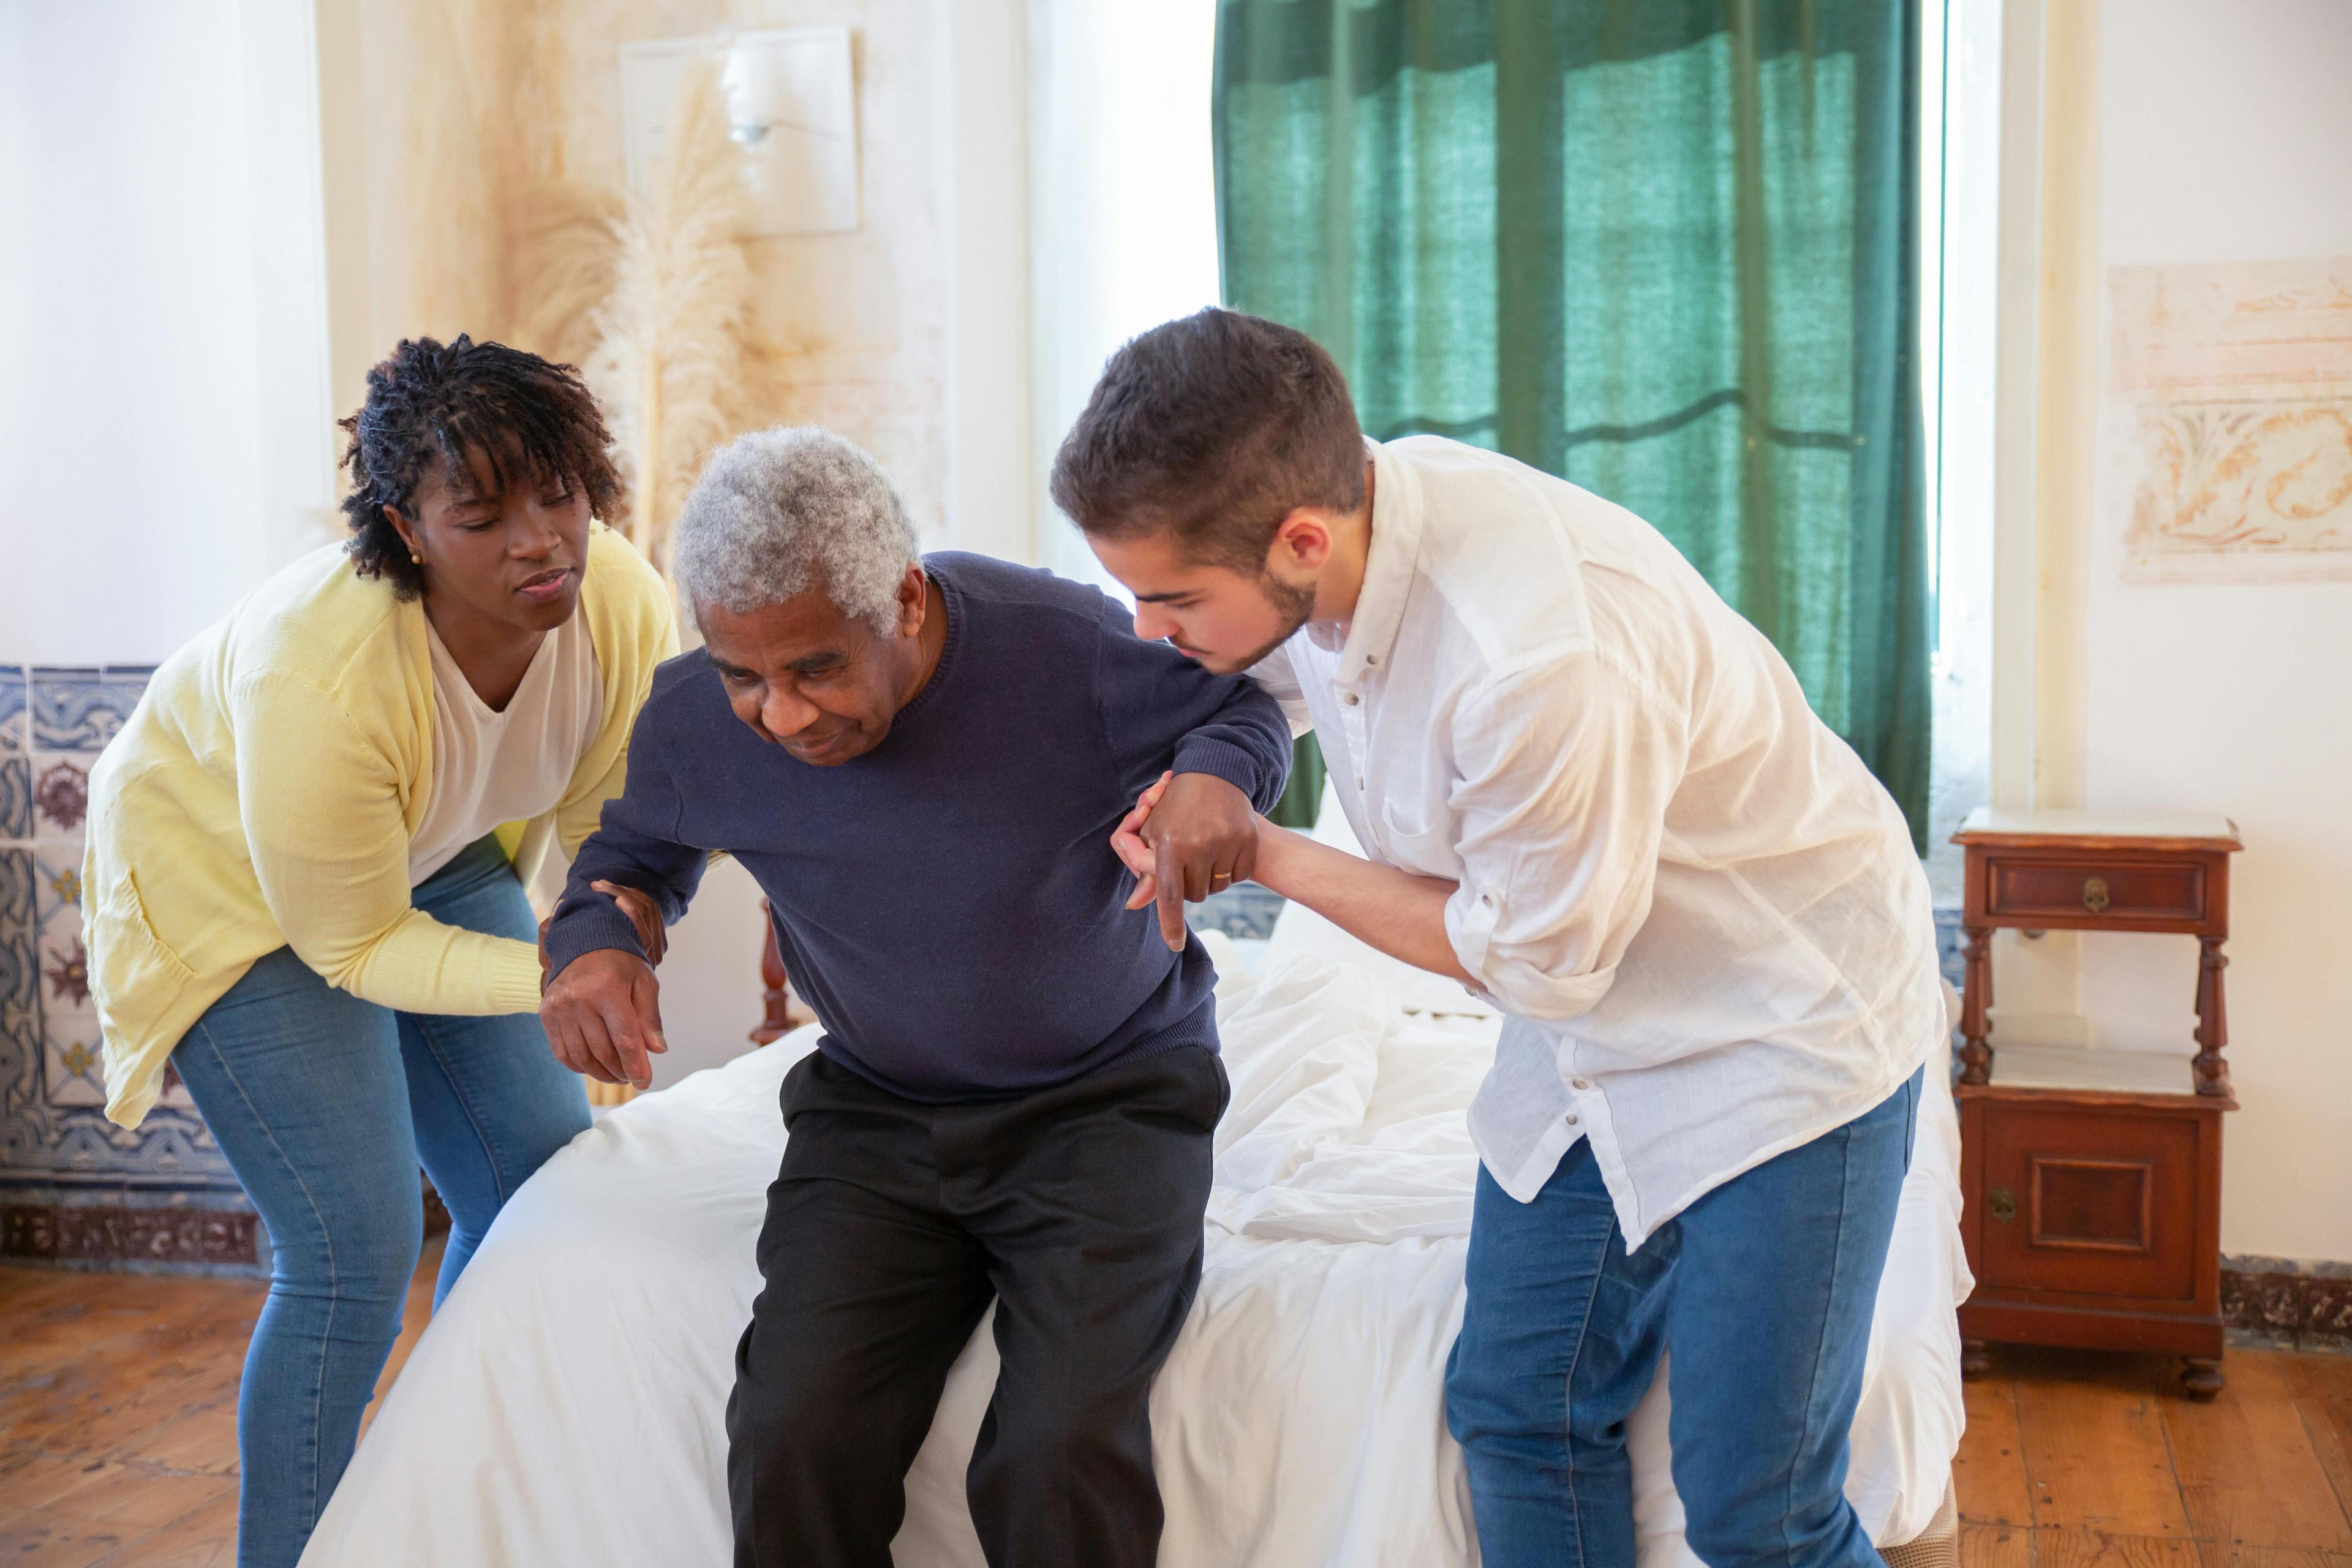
[410, 552, 423, 564]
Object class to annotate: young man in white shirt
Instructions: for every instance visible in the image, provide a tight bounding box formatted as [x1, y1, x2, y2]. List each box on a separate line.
[1058, 308, 1946, 1568]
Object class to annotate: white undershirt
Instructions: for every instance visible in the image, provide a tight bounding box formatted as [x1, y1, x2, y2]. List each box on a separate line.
[409, 613, 603, 886]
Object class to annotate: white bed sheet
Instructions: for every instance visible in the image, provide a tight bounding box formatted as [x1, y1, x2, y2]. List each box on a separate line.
[303, 939, 1969, 1567]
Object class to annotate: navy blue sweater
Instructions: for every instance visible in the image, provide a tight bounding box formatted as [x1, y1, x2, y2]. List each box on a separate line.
[543, 553, 1292, 1101]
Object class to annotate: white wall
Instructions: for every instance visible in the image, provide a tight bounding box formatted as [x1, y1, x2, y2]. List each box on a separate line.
[1026, 0, 1221, 594]
[0, 0, 336, 665]
[2079, 0, 2352, 1262]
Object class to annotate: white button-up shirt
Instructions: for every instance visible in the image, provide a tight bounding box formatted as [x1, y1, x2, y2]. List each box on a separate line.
[1250, 436, 1945, 1247]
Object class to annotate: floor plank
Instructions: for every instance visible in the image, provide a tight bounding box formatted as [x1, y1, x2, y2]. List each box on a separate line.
[1959, 1349, 2037, 1527]
[0, 1240, 446, 1567]
[2010, 1348, 2194, 1537]
[64, 1466, 238, 1533]
[2036, 1528, 2204, 1568]
[2195, 1547, 2352, 1568]
[84, 1490, 239, 1568]
[2163, 1351, 2352, 1551]
[0, 1452, 121, 1528]
[2284, 1357, 2352, 1529]
[1962, 1522, 2037, 1568]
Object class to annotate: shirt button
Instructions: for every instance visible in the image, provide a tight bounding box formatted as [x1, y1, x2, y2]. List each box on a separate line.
[1343, 692, 1360, 706]
[1564, 1114, 1580, 1126]
[1571, 1078, 1591, 1091]
[1365, 654, 1380, 666]
[1354, 776, 1365, 790]
[1479, 893, 1495, 908]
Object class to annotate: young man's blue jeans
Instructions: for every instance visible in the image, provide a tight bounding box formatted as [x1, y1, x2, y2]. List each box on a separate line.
[1446, 1069, 1922, 1568]
[172, 835, 591, 1568]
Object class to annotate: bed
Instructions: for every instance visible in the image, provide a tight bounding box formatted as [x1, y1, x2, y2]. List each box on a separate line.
[301, 894, 1970, 1567]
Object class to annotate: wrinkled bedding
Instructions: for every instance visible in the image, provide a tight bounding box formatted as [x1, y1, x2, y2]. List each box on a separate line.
[302, 937, 1967, 1566]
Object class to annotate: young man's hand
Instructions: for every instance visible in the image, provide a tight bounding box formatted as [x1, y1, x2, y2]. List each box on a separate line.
[540, 948, 668, 1090]
[1112, 770, 1260, 951]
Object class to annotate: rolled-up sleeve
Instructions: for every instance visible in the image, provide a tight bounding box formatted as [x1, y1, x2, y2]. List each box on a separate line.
[1441, 654, 1687, 1023]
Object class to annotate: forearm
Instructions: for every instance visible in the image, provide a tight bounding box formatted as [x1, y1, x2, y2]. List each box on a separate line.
[1252, 823, 1476, 987]
[311, 912, 543, 1015]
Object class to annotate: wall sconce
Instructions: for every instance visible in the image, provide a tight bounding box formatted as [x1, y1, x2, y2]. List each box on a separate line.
[619, 26, 859, 237]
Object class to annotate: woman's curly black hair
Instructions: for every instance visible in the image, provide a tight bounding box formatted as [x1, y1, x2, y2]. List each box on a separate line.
[339, 335, 624, 598]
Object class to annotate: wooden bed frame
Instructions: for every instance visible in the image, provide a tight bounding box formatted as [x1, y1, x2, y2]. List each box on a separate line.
[751, 902, 810, 1044]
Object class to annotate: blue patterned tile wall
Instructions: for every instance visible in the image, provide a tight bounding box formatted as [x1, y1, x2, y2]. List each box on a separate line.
[0, 665, 252, 1272]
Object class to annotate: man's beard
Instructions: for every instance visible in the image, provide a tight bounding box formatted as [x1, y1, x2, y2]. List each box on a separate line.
[1215, 572, 1317, 674]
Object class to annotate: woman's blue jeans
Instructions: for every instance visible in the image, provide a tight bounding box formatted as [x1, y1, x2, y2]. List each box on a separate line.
[172, 835, 590, 1568]
[1446, 1069, 1923, 1568]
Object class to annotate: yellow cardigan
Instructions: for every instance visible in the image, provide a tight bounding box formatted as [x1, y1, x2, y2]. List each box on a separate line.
[85, 524, 679, 1128]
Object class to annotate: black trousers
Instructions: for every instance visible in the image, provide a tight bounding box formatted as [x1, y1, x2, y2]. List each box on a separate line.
[726, 1044, 1227, 1568]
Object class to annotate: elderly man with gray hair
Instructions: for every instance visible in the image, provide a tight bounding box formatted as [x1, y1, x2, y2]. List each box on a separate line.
[537, 426, 1291, 1568]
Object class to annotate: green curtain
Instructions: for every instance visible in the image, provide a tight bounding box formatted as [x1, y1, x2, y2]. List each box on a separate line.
[1217, 0, 1931, 850]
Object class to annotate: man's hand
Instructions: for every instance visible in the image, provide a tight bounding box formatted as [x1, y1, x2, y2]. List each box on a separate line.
[540, 948, 668, 1090]
[1111, 771, 1261, 952]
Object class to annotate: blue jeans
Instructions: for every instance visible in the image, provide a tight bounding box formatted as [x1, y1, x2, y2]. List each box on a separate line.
[172, 835, 590, 1568]
[1446, 1069, 1922, 1568]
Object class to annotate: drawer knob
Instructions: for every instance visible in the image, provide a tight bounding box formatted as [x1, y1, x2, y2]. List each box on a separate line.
[1989, 1186, 2018, 1224]
[2081, 876, 2111, 914]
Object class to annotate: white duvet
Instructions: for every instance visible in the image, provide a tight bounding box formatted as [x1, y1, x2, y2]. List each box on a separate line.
[303, 937, 1969, 1567]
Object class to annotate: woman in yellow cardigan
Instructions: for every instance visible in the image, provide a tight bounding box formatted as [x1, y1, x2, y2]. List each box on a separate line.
[82, 337, 676, 1568]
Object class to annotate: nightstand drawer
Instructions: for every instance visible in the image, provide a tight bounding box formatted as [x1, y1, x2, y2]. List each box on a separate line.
[1983, 857, 2206, 924]
[1971, 1100, 2199, 1304]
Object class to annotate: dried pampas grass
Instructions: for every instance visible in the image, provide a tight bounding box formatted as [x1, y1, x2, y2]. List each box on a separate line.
[504, 179, 624, 372]
[586, 59, 757, 571]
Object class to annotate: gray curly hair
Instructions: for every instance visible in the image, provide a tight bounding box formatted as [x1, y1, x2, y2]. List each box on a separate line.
[673, 427, 919, 633]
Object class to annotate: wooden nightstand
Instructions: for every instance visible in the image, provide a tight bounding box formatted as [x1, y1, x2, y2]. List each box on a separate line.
[1950, 808, 2242, 1399]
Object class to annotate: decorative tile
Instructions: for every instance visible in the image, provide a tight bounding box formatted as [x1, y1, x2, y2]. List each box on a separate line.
[0, 846, 34, 953]
[42, 1016, 104, 1108]
[29, 755, 88, 840]
[0, 661, 243, 1270]
[40, 930, 89, 1012]
[29, 666, 150, 752]
[2307, 1278, 2352, 1348]
[0, 665, 24, 755]
[2221, 1265, 2305, 1335]
[1, 1202, 259, 1267]
[1, 848, 42, 1161]
[32, 851, 81, 936]
[0, 758, 28, 839]
[157, 1056, 195, 1110]
[2219, 1263, 2352, 1351]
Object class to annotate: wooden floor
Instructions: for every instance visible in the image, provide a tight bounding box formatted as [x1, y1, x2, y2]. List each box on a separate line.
[0, 1238, 440, 1567]
[1958, 1343, 2352, 1568]
[4, 1254, 2349, 1567]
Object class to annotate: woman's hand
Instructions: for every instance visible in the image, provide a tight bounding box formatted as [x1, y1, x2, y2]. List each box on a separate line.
[539, 880, 667, 989]
[590, 880, 668, 966]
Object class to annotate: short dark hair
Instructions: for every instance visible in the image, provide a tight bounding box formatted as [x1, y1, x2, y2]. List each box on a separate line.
[338, 335, 623, 598]
[1049, 308, 1366, 573]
